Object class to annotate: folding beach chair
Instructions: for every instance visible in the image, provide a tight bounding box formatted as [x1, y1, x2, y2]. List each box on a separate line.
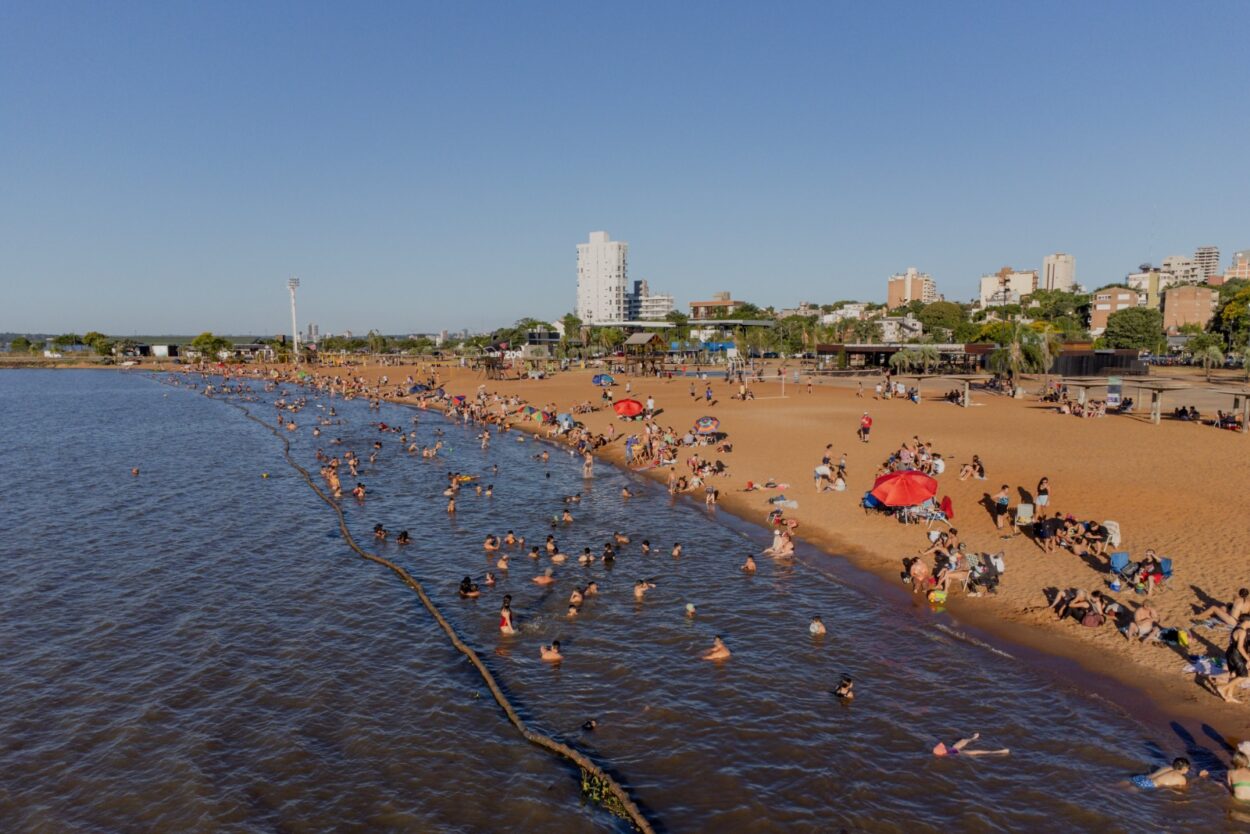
[1102, 520, 1122, 549]
[1108, 552, 1132, 589]
[1013, 503, 1034, 535]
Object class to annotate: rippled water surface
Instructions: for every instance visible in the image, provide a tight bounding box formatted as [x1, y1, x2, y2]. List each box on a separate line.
[0, 370, 1239, 833]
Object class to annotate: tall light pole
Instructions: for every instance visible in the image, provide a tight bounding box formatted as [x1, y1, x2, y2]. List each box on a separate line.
[288, 277, 301, 365]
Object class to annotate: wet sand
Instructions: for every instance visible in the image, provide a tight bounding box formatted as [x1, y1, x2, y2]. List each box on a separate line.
[256, 360, 1250, 738]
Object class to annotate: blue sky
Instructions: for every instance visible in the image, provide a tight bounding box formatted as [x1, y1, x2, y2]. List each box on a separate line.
[2, 1, 1248, 335]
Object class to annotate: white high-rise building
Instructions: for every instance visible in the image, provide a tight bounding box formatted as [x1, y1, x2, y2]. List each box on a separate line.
[576, 231, 629, 324]
[1041, 253, 1076, 292]
[1194, 246, 1220, 282]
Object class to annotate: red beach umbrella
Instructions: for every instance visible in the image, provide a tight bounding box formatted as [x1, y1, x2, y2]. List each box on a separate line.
[870, 471, 938, 507]
[614, 398, 643, 417]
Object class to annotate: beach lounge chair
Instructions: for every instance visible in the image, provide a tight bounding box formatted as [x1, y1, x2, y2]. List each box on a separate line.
[1102, 520, 1122, 549]
[1013, 503, 1034, 535]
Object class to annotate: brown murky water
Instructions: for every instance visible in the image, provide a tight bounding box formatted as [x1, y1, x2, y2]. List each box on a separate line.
[1, 370, 1243, 833]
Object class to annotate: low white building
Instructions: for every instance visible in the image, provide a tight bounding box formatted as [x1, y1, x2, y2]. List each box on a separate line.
[819, 303, 869, 324]
[877, 315, 924, 342]
[979, 268, 1038, 307]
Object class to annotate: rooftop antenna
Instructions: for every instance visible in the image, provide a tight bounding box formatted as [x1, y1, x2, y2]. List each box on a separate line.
[288, 277, 301, 365]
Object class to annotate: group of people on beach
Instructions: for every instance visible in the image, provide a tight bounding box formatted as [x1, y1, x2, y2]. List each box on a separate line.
[174, 362, 1250, 802]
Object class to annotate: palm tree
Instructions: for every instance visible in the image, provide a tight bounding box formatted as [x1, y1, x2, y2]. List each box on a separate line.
[915, 345, 940, 373]
[888, 349, 916, 373]
[987, 322, 1045, 395]
[1195, 344, 1225, 381]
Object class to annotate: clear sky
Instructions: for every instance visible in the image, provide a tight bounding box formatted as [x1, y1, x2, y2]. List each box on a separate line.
[2, 1, 1248, 336]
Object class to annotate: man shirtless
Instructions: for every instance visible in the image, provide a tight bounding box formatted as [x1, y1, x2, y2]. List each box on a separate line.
[1194, 588, 1250, 627]
[702, 635, 731, 661]
[634, 579, 656, 601]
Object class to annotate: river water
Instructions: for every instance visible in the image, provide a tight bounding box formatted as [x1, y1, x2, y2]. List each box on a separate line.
[0, 369, 1240, 833]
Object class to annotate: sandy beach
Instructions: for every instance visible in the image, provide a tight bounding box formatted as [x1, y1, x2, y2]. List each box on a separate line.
[270, 359, 1250, 739]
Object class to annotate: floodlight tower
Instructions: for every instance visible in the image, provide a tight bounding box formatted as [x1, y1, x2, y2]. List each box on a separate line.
[288, 277, 301, 365]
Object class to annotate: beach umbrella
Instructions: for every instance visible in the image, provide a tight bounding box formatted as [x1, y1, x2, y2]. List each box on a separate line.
[557, 412, 573, 428]
[452, 395, 466, 403]
[694, 415, 720, 434]
[614, 399, 643, 417]
[520, 405, 538, 415]
[870, 471, 938, 507]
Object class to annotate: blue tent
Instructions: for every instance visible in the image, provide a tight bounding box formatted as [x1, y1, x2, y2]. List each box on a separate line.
[409, 384, 428, 394]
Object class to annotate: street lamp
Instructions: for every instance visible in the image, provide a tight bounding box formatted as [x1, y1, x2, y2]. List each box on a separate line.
[288, 277, 301, 365]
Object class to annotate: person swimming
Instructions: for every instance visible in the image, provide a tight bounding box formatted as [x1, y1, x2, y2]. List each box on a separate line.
[742, 555, 757, 573]
[1130, 757, 1205, 790]
[672, 543, 683, 558]
[540, 640, 562, 662]
[534, 568, 555, 586]
[932, 733, 1009, 757]
[614, 531, 631, 544]
[634, 579, 655, 601]
[685, 603, 697, 618]
[809, 615, 826, 635]
[397, 530, 410, 545]
[641, 540, 651, 555]
[834, 675, 853, 700]
[702, 635, 731, 661]
[458, 576, 480, 598]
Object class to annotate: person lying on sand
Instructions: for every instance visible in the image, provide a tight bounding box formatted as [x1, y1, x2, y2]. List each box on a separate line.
[1194, 588, 1250, 628]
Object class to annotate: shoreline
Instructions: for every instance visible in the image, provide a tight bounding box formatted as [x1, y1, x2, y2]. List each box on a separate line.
[123, 362, 1250, 743]
[417, 364, 1250, 743]
[481, 397, 1236, 742]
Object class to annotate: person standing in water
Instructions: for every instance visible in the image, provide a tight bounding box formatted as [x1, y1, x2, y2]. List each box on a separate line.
[702, 635, 731, 661]
[499, 595, 517, 635]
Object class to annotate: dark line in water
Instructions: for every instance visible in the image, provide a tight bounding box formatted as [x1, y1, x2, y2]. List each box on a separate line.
[192, 387, 657, 834]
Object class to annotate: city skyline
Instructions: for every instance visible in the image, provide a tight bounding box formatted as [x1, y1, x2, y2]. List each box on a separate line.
[2, 2, 1248, 334]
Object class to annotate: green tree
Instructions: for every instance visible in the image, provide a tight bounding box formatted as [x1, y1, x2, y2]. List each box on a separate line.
[1186, 332, 1226, 381]
[914, 344, 940, 373]
[82, 331, 111, 354]
[916, 301, 964, 339]
[53, 333, 81, 348]
[1214, 282, 1250, 347]
[9, 335, 31, 353]
[1103, 307, 1163, 351]
[987, 322, 1049, 389]
[664, 310, 690, 340]
[366, 329, 388, 354]
[888, 349, 916, 373]
[190, 331, 231, 360]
